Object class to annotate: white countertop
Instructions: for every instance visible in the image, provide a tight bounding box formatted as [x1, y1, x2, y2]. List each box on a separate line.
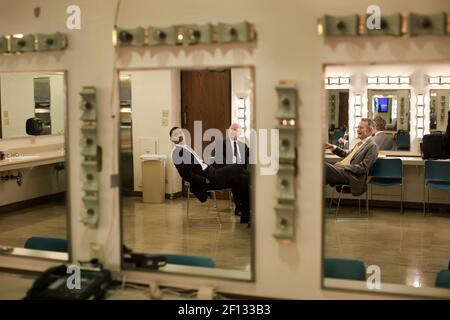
[0, 150, 65, 172]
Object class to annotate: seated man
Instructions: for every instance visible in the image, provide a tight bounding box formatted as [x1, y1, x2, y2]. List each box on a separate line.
[170, 127, 250, 224]
[372, 115, 394, 150]
[325, 119, 378, 196]
[214, 123, 249, 168]
[213, 123, 250, 217]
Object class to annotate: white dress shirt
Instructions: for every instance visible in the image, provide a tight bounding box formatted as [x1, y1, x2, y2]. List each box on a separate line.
[180, 144, 208, 171]
[229, 138, 242, 164]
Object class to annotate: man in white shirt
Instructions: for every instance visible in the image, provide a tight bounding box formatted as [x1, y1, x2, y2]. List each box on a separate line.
[324, 119, 379, 196]
[170, 127, 250, 224]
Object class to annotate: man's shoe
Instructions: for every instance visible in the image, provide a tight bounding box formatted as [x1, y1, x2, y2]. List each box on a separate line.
[240, 216, 250, 224]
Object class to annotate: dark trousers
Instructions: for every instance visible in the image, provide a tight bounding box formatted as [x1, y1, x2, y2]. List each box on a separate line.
[205, 164, 250, 220]
[325, 162, 350, 186]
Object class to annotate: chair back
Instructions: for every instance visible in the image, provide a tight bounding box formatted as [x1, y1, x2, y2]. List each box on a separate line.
[425, 160, 450, 182]
[324, 258, 366, 281]
[396, 132, 410, 150]
[331, 130, 346, 145]
[435, 269, 450, 288]
[369, 158, 403, 179]
[24, 237, 68, 253]
[164, 254, 215, 268]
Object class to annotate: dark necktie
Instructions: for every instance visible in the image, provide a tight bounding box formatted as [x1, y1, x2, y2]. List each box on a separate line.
[234, 141, 239, 163]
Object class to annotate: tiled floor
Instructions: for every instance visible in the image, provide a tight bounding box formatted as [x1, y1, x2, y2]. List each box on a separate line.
[325, 205, 450, 288]
[2, 197, 450, 288]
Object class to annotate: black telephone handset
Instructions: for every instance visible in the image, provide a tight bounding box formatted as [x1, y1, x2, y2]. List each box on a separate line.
[25, 264, 111, 300]
[27, 264, 67, 294]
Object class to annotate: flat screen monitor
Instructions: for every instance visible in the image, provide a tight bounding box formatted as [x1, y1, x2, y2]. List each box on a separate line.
[374, 97, 390, 113]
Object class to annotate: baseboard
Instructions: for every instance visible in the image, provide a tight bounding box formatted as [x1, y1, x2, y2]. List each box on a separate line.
[0, 193, 65, 214]
[166, 192, 182, 200]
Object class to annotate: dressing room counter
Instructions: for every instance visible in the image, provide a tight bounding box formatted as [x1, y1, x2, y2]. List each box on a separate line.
[0, 150, 64, 172]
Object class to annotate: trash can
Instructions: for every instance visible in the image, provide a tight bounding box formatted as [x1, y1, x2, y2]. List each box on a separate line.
[140, 154, 167, 203]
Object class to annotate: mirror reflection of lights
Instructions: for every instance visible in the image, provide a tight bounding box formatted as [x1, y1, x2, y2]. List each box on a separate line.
[13, 34, 24, 39]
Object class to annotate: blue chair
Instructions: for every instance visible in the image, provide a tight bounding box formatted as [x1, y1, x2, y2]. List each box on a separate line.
[368, 158, 403, 214]
[396, 132, 410, 150]
[24, 237, 68, 253]
[435, 270, 450, 288]
[424, 161, 450, 217]
[331, 130, 346, 145]
[164, 254, 215, 268]
[324, 258, 366, 281]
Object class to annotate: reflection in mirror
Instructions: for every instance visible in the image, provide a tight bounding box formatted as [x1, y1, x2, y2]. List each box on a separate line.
[0, 72, 68, 260]
[368, 89, 410, 151]
[119, 67, 254, 280]
[430, 89, 450, 132]
[0, 73, 65, 139]
[323, 62, 450, 297]
[327, 89, 349, 147]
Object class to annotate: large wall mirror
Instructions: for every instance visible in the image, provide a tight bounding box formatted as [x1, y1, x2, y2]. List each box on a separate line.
[0, 71, 69, 261]
[323, 61, 450, 298]
[119, 66, 255, 281]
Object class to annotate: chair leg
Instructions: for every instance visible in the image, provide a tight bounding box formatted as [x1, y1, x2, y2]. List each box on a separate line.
[212, 191, 217, 209]
[358, 198, 361, 215]
[335, 191, 342, 219]
[187, 186, 190, 220]
[366, 189, 369, 217]
[329, 188, 335, 212]
[423, 185, 426, 217]
[427, 188, 431, 217]
[400, 183, 404, 215]
[370, 184, 373, 213]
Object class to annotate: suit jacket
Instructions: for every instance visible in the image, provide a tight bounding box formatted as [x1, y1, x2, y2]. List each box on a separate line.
[171, 145, 208, 201]
[214, 138, 249, 168]
[373, 131, 394, 151]
[333, 138, 379, 196]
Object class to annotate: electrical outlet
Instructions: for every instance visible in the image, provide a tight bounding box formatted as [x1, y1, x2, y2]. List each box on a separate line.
[90, 242, 104, 262]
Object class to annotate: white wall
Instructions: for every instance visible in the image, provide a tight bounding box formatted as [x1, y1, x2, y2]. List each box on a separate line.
[129, 69, 181, 194]
[50, 74, 65, 135]
[1, 74, 34, 138]
[1, 0, 450, 300]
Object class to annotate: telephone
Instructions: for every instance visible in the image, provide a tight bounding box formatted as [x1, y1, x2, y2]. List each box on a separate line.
[24, 264, 111, 300]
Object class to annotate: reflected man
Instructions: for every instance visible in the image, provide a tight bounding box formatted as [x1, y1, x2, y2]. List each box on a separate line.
[170, 127, 250, 224]
[325, 119, 378, 196]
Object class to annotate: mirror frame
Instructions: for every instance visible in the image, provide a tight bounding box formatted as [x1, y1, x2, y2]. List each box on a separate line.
[0, 70, 71, 262]
[116, 65, 256, 282]
[321, 61, 450, 299]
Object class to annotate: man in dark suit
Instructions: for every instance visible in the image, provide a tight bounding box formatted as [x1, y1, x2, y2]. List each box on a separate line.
[214, 123, 249, 168]
[325, 119, 379, 196]
[213, 123, 250, 217]
[170, 127, 250, 224]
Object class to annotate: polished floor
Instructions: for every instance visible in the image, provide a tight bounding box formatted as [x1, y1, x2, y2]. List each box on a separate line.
[2, 197, 450, 288]
[325, 205, 450, 288]
[122, 196, 252, 271]
[0, 202, 67, 249]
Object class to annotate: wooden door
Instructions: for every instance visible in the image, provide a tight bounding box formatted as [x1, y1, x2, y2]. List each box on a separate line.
[181, 69, 232, 199]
